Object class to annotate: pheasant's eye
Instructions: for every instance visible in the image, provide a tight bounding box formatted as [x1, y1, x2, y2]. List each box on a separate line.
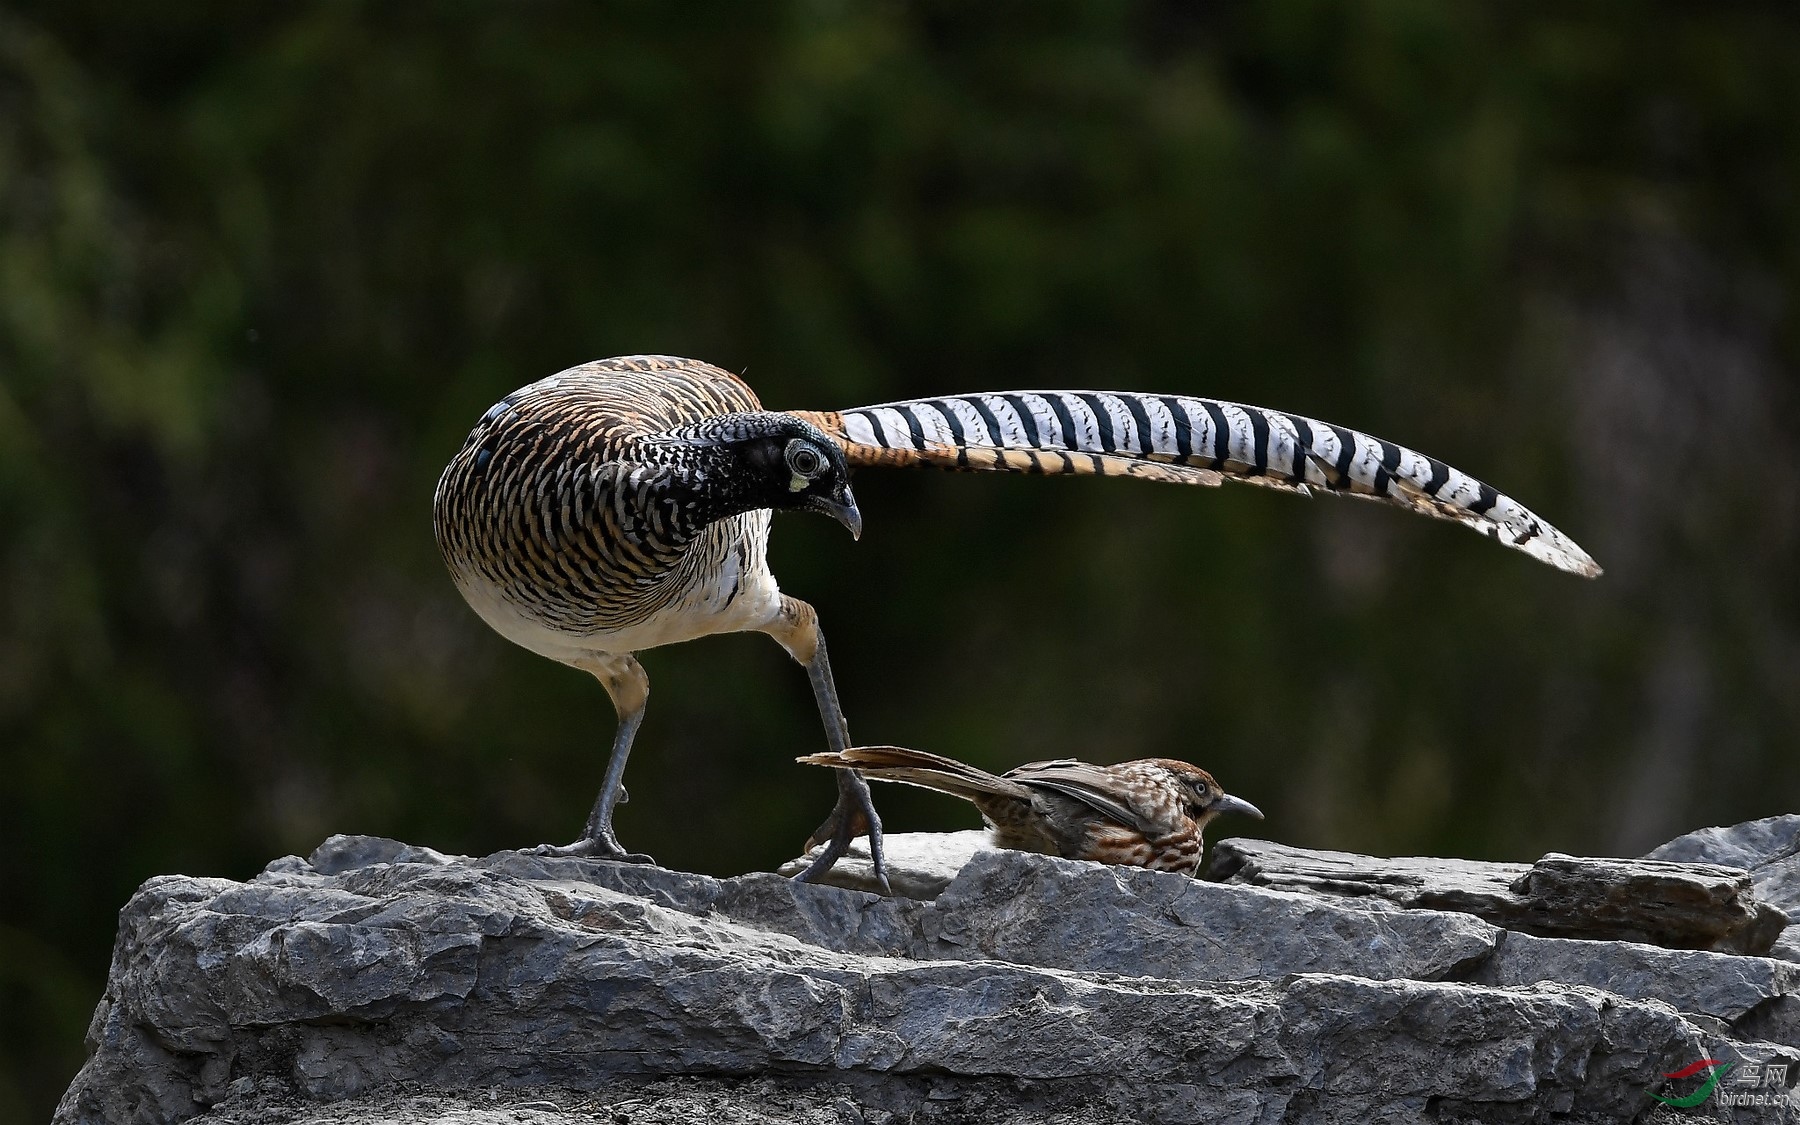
[787, 441, 824, 477]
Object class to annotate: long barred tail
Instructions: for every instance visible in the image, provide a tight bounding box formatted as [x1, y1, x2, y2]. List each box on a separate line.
[791, 391, 1600, 577]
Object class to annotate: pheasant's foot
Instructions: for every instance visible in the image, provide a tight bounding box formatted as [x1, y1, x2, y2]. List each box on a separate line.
[793, 774, 889, 892]
[526, 834, 656, 864]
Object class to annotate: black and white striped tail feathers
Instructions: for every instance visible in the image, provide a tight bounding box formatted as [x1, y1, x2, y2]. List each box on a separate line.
[792, 391, 1601, 577]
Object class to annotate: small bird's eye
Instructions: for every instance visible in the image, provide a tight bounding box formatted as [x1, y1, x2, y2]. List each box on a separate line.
[786, 441, 824, 477]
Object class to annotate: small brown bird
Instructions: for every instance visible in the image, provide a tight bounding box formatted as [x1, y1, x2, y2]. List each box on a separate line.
[799, 746, 1263, 875]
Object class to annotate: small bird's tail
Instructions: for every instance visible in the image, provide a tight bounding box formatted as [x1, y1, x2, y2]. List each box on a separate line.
[791, 391, 1600, 578]
[798, 746, 1034, 805]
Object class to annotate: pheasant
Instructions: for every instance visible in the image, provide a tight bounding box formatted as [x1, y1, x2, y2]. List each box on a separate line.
[800, 746, 1262, 875]
[433, 355, 1598, 886]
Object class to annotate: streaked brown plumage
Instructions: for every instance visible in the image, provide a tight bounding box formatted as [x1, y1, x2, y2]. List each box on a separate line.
[799, 746, 1263, 875]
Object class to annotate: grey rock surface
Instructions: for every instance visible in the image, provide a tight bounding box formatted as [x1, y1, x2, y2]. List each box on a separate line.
[59, 828, 1800, 1125]
[1648, 814, 1800, 964]
[1473, 932, 1800, 1040]
[922, 848, 1502, 982]
[1206, 838, 1786, 954]
[190, 1078, 1079, 1125]
[778, 830, 990, 898]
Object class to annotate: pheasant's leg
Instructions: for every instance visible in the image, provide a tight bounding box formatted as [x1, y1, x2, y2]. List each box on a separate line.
[762, 596, 889, 892]
[528, 651, 656, 863]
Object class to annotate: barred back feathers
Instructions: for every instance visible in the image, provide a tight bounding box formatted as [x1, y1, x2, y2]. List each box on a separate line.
[433, 356, 848, 660]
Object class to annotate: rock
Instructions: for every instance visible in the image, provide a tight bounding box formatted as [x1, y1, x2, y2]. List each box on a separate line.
[919, 848, 1501, 982]
[777, 830, 989, 898]
[1647, 814, 1800, 964]
[192, 1078, 928, 1125]
[1205, 838, 1786, 954]
[57, 828, 1800, 1125]
[1473, 931, 1800, 1037]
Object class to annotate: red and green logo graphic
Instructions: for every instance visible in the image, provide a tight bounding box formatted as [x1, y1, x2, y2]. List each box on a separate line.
[1650, 1059, 1733, 1108]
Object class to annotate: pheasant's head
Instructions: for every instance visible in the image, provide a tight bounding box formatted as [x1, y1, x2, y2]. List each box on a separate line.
[721, 415, 862, 539]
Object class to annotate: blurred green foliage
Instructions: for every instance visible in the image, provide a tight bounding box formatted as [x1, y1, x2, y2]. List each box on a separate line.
[2, 3, 1797, 1118]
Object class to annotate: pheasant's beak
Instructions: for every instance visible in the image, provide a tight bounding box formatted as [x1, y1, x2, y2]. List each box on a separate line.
[822, 486, 863, 541]
[1210, 793, 1263, 821]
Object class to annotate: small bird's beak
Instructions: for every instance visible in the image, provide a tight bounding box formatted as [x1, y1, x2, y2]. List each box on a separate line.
[1210, 793, 1263, 821]
[823, 487, 863, 541]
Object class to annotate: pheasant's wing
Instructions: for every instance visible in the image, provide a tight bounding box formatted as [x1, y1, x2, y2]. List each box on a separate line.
[1002, 759, 1158, 836]
[791, 391, 1600, 578]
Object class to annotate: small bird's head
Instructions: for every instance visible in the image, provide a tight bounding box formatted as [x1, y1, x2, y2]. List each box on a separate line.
[723, 415, 862, 539]
[1154, 760, 1263, 828]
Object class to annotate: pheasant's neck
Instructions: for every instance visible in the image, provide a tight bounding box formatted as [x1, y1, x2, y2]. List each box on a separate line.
[634, 424, 786, 543]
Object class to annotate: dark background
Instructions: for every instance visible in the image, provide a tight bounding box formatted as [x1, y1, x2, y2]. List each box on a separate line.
[3, 3, 1797, 1118]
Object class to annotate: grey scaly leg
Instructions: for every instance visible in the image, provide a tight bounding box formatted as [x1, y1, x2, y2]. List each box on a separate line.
[529, 651, 656, 863]
[763, 595, 890, 892]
